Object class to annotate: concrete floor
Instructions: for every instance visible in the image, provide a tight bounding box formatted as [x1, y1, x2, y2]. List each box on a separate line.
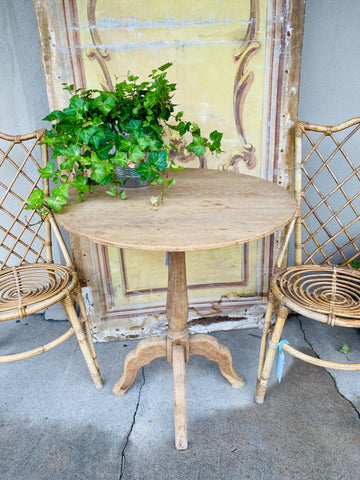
[0, 314, 359, 480]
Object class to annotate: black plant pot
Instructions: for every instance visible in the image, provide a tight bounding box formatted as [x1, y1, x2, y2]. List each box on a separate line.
[115, 166, 148, 188]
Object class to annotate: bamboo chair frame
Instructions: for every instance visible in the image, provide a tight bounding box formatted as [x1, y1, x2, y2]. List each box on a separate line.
[256, 117, 360, 404]
[0, 130, 103, 388]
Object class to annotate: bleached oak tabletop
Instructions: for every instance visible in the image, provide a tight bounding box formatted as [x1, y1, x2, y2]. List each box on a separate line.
[55, 168, 297, 252]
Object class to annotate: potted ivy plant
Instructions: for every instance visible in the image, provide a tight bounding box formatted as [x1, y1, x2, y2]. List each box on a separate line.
[26, 62, 222, 213]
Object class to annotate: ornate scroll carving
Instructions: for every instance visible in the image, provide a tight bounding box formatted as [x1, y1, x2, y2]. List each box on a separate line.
[222, 0, 260, 171]
[86, 0, 113, 90]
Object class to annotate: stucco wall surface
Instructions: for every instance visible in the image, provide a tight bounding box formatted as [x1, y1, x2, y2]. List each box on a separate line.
[298, 0, 360, 123]
[0, 0, 48, 133]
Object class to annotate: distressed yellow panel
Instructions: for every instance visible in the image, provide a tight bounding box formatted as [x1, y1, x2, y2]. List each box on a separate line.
[110, 244, 248, 292]
[34, 0, 305, 339]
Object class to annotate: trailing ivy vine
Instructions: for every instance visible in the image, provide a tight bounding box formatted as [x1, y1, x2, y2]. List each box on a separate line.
[26, 62, 222, 213]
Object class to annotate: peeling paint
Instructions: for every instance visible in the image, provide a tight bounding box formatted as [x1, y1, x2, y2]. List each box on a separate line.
[76, 38, 240, 52]
[79, 15, 249, 31]
[81, 286, 95, 315]
[93, 303, 267, 342]
[96, 312, 265, 342]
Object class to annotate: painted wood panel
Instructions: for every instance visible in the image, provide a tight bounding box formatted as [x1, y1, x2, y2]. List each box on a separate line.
[34, 0, 305, 340]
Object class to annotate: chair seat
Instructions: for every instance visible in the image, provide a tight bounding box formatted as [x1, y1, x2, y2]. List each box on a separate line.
[0, 264, 74, 311]
[272, 264, 360, 320]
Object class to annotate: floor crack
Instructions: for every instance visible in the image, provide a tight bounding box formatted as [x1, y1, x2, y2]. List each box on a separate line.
[118, 367, 146, 480]
[296, 315, 360, 420]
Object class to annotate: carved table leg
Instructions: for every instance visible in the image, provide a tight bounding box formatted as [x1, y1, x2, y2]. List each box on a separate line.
[166, 252, 190, 449]
[112, 337, 167, 396]
[172, 344, 188, 450]
[189, 334, 245, 388]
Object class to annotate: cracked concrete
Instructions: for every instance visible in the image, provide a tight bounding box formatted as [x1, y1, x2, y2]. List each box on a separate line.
[118, 367, 146, 480]
[298, 315, 360, 414]
[0, 314, 359, 479]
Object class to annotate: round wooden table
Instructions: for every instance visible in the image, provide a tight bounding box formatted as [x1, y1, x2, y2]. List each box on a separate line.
[56, 168, 297, 450]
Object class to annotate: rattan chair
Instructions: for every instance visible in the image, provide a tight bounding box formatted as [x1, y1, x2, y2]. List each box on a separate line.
[255, 117, 360, 404]
[0, 129, 103, 389]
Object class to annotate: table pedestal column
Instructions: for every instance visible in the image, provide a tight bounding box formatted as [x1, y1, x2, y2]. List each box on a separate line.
[113, 251, 245, 450]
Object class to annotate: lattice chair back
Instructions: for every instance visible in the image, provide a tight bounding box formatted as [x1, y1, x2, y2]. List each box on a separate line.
[294, 118, 360, 267]
[0, 130, 53, 269]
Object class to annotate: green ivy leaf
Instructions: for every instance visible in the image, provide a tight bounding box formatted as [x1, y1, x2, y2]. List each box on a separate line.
[105, 185, 116, 196]
[25, 190, 45, 210]
[187, 136, 207, 157]
[96, 143, 113, 161]
[43, 110, 63, 122]
[190, 122, 201, 137]
[61, 144, 82, 161]
[339, 343, 351, 355]
[112, 151, 128, 167]
[175, 121, 192, 137]
[350, 260, 360, 269]
[135, 162, 158, 181]
[45, 195, 68, 213]
[92, 94, 116, 114]
[41, 183, 70, 213]
[115, 136, 131, 151]
[158, 62, 173, 72]
[70, 175, 92, 193]
[52, 134, 71, 145]
[62, 83, 75, 92]
[64, 96, 86, 116]
[52, 117, 76, 137]
[169, 164, 184, 172]
[90, 151, 99, 163]
[148, 150, 168, 171]
[90, 161, 114, 185]
[136, 134, 161, 151]
[75, 124, 98, 144]
[38, 161, 56, 178]
[91, 129, 106, 149]
[209, 130, 223, 151]
[51, 183, 70, 199]
[106, 186, 127, 199]
[59, 157, 75, 170]
[128, 146, 146, 164]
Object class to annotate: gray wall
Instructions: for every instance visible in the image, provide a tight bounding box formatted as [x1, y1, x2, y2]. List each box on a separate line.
[0, 1, 63, 289]
[0, 0, 48, 134]
[298, 0, 360, 124]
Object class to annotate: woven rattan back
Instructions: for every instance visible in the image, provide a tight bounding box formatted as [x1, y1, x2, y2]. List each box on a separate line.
[0, 130, 52, 269]
[294, 118, 360, 266]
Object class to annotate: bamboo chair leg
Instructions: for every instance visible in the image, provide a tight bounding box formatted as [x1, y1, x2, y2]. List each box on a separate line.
[73, 286, 100, 371]
[257, 293, 276, 380]
[62, 295, 104, 389]
[255, 305, 288, 404]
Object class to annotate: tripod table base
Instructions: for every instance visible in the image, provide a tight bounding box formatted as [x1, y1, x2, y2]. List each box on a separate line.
[112, 332, 244, 450]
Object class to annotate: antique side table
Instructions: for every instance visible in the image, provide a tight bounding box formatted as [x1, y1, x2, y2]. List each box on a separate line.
[56, 168, 297, 449]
